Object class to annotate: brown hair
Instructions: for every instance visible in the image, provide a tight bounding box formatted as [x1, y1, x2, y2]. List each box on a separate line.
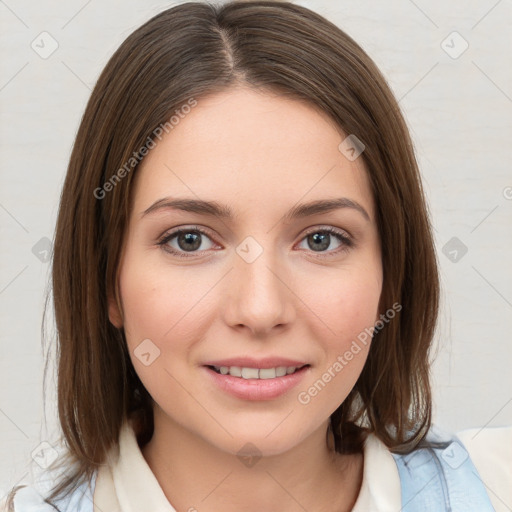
[6, 0, 439, 508]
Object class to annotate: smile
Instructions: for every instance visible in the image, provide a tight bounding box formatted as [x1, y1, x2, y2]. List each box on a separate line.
[208, 364, 308, 379]
[204, 364, 311, 400]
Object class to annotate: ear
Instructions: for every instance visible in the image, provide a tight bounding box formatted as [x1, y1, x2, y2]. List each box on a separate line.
[108, 291, 124, 329]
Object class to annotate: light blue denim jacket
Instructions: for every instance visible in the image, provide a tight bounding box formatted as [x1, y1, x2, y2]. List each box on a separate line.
[391, 426, 495, 511]
[9, 426, 495, 511]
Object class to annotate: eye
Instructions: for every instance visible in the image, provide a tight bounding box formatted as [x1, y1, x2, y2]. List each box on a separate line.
[296, 227, 353, 257]
[157, 225, 354, 259]
[157, 226, 218, 258]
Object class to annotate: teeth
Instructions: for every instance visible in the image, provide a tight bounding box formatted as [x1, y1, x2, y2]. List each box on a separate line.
[213, 365, 303, 379]
[259, 368, 277, 379]
[229, 366, 242, 377]
[241, 367, 259, 379]
[276, 366, 287, 377]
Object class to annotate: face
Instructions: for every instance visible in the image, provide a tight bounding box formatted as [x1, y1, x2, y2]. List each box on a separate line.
[108, 85, 382, 457]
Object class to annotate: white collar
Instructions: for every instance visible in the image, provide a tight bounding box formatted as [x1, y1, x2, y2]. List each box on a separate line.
[94, 419, 401, 512]
[352, 430, 401, 511]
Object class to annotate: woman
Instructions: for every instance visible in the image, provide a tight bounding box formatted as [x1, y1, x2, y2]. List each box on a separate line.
[3, 1, 510, 511]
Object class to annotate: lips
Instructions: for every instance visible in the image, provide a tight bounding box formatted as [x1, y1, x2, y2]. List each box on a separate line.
[204, 363, 310, 400]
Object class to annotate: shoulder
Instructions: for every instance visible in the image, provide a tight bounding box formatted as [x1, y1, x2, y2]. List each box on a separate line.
[391, 423, 512, 512]
[1, 468, 97, 512]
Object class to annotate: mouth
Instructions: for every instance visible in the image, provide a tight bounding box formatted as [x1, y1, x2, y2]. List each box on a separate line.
[204, 363, 311, 400]
[206, 364, 310, 379]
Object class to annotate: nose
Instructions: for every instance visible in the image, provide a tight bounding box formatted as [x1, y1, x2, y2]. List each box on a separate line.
[222, 245, 296, 337]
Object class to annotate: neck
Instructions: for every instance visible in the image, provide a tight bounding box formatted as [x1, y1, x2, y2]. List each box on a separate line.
[140, 407, 363, 512]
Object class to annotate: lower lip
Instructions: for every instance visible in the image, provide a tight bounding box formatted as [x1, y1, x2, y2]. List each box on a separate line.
[203, 365, 310, 401]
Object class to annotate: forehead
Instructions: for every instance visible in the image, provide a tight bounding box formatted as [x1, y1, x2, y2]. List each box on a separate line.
[133, 86, 375, 222]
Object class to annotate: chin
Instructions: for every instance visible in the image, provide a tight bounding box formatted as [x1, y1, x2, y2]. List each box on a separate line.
[199, 425, 312, 460]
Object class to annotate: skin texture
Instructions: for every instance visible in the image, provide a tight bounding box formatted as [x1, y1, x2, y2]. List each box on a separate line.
[108, 85, 383, 512]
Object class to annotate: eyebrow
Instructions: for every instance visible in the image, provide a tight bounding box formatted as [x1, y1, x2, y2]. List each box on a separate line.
[141, 196, 371, 222]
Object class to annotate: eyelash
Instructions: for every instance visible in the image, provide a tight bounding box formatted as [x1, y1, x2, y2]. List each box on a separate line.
[157, 225, 354, 259]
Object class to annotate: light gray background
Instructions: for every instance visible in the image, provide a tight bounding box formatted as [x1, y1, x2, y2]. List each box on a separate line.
[1, 0, 511, 496]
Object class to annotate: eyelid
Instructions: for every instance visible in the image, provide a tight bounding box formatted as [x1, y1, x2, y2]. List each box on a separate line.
[301, 224, 352, 240]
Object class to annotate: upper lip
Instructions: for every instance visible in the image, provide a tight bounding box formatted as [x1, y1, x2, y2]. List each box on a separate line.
[203, 357, 309, 369]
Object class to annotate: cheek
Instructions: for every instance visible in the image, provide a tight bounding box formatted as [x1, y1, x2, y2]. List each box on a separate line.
[117, 260, 211, 411]
[117, 256, 223, 409]
[294, 267, 381, 408]
[303, 264, 381, 344]
[332, 280, 380, 339]
[118, 253, 208, 346]
[120, 275, 172, 345]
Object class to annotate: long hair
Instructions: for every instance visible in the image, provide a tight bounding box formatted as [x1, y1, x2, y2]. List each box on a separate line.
[6, 1, 439, 507]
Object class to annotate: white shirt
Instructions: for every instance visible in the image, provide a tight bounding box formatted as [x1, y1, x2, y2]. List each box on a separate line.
[4, 420, 511, 511]
[92, 420, 512, 512]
